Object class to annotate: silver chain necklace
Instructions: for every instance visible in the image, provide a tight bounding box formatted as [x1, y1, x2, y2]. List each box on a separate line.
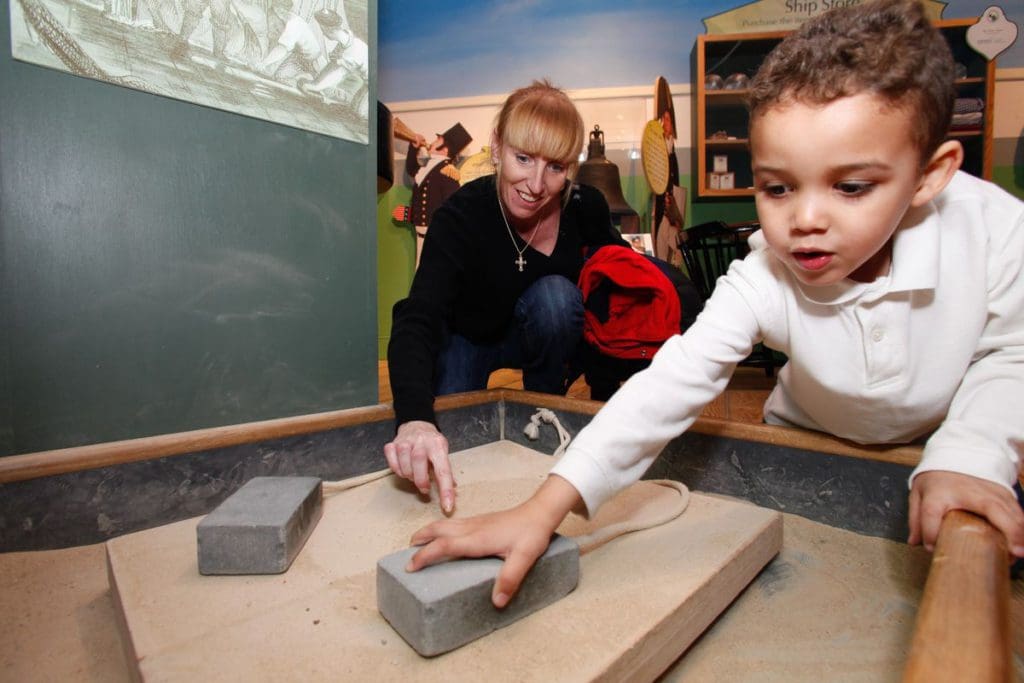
[497, 192, 542, 272]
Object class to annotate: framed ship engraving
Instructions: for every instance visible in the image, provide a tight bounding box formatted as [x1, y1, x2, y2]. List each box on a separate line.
[9, 0, 369, 143]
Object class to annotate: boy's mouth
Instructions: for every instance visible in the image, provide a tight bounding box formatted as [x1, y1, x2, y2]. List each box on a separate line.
[792, 250, 833, 271]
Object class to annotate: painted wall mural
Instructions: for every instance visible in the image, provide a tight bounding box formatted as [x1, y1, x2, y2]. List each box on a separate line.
[379, 0, 1022, 103]
[9, 0, 370, 143]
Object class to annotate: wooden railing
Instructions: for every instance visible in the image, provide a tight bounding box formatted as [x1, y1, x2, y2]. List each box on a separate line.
[904, 510, 1012, 682]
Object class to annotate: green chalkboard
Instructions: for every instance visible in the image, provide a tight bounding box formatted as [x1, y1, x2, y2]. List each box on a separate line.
[0, 0, 379, 455]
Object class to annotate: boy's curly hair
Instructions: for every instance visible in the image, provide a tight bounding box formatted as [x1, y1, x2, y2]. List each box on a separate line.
[747, 0, 955, 164]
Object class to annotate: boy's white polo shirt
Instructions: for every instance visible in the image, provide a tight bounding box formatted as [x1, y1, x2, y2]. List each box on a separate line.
[553, 171, 1024, 516]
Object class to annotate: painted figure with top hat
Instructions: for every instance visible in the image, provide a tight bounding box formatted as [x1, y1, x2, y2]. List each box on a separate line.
[402, 123, 472, 267]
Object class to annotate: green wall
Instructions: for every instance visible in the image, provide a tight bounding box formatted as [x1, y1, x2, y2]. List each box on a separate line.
[0, 0, 379, 455]
[377, 184, 414, 358]
[993, 166, 1024, 201]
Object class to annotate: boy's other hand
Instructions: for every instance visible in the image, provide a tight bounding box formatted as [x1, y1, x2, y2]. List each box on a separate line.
[908, 470, 1024, 558]
[384, 420, 455, 514]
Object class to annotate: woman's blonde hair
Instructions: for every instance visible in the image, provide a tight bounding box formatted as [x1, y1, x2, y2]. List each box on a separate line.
[494, 80, 584, 181]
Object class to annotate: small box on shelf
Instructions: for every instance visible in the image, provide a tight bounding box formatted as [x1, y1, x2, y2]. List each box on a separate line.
[713, 155, 729, 173]
[708, 172, 735, 190]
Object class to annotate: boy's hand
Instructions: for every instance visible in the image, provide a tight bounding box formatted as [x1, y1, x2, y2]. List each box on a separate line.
[383, 420, 455, 514]
[406, 475, 581, 607]
[908, 470, 1024, 558]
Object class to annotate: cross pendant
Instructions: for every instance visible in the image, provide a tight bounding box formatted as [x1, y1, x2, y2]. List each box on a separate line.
[515, 254, 526, 272]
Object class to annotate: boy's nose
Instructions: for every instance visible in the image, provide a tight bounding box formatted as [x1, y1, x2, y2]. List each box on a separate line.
[792, 193, 827, 233]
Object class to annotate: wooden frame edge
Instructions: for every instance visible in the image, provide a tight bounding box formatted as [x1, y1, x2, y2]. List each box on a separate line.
[0, 403, 397, 485]
[0, 387, 922, 485]
[0, 390, 510, 485]
[498, 389, 922, 467]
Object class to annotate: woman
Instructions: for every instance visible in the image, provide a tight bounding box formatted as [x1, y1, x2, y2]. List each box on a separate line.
[384, 80, 626, 513]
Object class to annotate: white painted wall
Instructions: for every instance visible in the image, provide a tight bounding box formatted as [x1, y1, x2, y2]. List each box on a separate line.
[386, 84, 693, 164]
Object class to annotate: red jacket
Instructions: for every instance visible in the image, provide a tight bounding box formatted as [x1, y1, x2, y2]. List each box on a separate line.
[578, 245, 681, 360]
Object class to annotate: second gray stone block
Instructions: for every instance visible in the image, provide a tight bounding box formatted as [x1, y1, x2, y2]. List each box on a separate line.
[197, 476, 323, 575]
[377, 534, 580, 656]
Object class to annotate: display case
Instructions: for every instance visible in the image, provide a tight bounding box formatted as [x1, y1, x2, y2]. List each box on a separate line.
[694, 19, 995, 198]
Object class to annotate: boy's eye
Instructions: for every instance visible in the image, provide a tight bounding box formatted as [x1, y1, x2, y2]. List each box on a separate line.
[836, 181, 873, 196]
[760, 183, 789, 197]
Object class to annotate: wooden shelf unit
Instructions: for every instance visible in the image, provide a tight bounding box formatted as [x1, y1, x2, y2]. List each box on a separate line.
[694, 19, 996, 198]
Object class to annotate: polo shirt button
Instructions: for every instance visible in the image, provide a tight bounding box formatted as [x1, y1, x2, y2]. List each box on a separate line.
[871, 329, 884, 342]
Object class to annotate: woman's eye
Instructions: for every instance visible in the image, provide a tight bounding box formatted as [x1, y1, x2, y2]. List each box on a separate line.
[547, 163, 565, 174]
[836, 181, 873, 196]
[515, 153, 531, 164]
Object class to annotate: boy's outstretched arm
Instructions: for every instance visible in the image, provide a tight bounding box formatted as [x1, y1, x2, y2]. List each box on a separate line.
[406, 474, 582, 608]
[908, 470, 1024, 557]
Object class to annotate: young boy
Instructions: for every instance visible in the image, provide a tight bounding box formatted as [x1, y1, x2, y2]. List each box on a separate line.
[405, 0, 1024, 608]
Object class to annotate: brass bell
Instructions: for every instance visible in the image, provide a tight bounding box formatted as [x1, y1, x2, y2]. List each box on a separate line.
[575, 125, 640, 232]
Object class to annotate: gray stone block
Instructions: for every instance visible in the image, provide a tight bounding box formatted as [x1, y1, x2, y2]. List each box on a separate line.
[197, 476, 322, 575]
[377, 534, 579, 656]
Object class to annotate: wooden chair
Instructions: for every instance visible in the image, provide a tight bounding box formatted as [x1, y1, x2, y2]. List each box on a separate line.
[678, 220, 783, 376]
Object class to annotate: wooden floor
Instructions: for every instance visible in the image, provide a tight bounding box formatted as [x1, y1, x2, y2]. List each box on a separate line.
[378, 362, 776, 424]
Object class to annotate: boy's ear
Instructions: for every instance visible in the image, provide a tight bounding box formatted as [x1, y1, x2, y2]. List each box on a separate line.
[911, 140, 964, 208]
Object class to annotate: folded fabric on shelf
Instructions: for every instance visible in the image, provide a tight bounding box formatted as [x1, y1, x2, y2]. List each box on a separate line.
[950, 111, 984, 130]
[953, 97, 985, 114]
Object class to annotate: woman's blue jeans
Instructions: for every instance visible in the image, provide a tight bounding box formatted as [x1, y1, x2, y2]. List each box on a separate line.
[434, 275, 583, 396]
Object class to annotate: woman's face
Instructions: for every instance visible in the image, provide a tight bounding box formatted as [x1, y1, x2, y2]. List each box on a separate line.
[493, 140, 568, 226]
